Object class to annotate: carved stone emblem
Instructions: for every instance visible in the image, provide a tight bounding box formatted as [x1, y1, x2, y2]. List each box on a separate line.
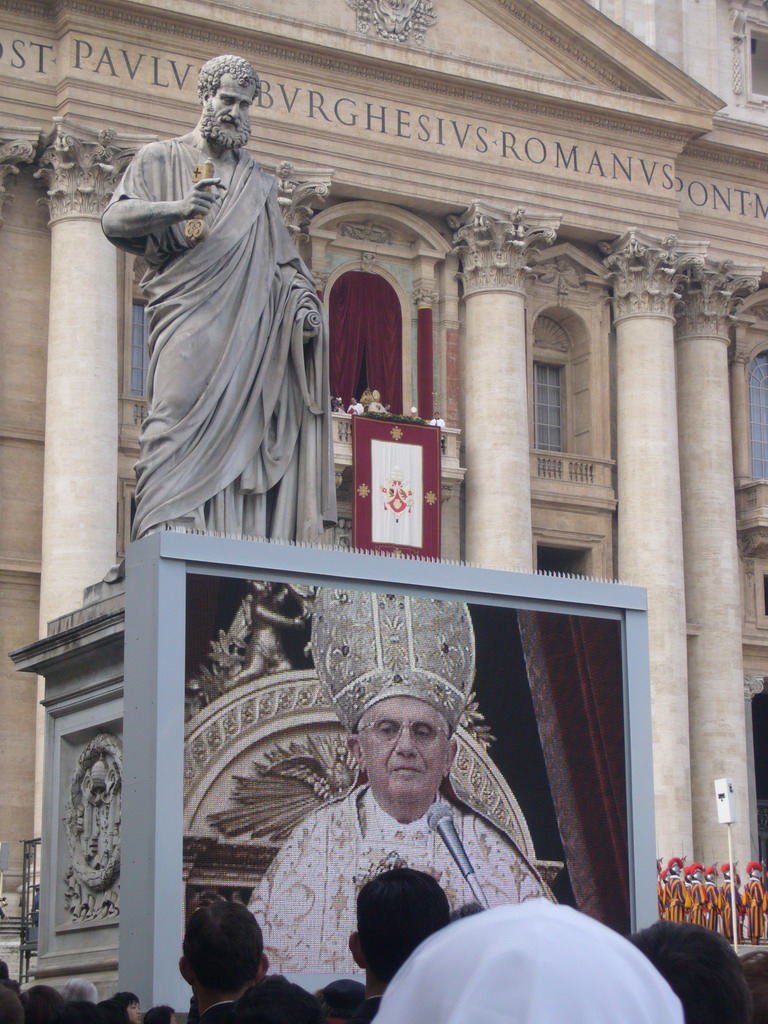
[63, 732, 122, 922]
[347, 0, 437, 44]
[340, 221, 393, 244]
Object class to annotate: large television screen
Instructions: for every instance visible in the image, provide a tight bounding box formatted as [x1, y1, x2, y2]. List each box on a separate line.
[121, 533, 653, 1004]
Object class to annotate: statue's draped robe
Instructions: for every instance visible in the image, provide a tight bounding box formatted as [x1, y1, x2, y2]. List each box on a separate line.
[104, 139, 336, 541]
[248, 784, 547, 973]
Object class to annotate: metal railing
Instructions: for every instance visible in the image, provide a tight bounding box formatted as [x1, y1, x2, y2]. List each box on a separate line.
[19, 838, 40, 984]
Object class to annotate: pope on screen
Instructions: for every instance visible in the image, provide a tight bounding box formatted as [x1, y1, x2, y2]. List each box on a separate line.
[248, 588, 549, 973]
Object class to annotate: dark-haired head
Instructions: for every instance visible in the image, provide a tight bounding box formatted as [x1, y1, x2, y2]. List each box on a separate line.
[0, 986, 23, 1024]
[181, 900, 266, 1002]
[629, 920, 751, 1024]
[351, 867, 450, 985]
[449, 902, 484, 923]
[21, 985, 65, 1024]
[234, 977, 322, 1024]
[51, 1002, 106, 1024]
[112, 994, 140, 1024]
[142, 1007, 175, 1024]
[741, 948, 768, 1024]
[98, 998, 130, 1024]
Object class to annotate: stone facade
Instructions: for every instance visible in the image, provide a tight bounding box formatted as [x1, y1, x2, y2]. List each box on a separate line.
[3, 0, 768, 955]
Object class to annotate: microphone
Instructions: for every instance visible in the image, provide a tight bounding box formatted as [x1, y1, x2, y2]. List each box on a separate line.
[427, 802, 490, 908]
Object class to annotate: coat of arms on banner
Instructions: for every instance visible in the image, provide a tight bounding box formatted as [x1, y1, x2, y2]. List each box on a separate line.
[352, 416, 441, 558]
[381, 466, 414, 520]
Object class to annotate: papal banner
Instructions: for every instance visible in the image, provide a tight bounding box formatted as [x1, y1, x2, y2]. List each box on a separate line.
[352, 416, 441, 558]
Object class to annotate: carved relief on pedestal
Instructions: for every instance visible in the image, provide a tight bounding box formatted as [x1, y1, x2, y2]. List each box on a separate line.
[274, 161, 333, 243]
[601, 229, 708, 320]
[347, 0, 437, 44]
[676, 260, 759, 338]
[63, 732, 122, 923]
[0, 127, 40, 226]
[449, 200, 558, 296]
[35, 117, 149, 222]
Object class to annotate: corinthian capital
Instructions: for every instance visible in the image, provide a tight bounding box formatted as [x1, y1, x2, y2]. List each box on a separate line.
[601, 228, 708, 320]
[449, 200, 558, 296]
[35, 117, 152, 222]
[0, 125, 41, 226]
[745, 674, 765, 701]
[413, 285, 437, 308]
[676, 260, 760, 338]
[274, 161, 333, 242]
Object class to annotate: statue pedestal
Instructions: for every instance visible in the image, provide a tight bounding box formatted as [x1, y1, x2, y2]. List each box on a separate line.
[11, 575, 125, 997]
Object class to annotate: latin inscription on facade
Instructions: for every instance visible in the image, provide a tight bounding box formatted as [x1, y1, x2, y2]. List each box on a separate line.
[1, 27, 767, 221]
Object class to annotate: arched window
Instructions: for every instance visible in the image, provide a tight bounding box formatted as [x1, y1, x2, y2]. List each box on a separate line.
[328, 271, 403, 414]
[750, 352, 768, 479]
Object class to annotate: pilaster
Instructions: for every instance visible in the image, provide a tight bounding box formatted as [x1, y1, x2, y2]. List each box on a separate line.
[413, 284, 437, 420]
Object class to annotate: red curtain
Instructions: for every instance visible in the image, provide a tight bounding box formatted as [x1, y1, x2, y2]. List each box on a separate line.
[328, 271, 403, 413]
[517, 610, 629, 932]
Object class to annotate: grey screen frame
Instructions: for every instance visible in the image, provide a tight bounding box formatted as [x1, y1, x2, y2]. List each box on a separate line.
[121, 531, 654, 1006]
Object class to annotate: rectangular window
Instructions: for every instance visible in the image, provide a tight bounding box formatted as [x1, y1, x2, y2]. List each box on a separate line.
[752, 34, 768, 96]
[131, 302, 150, 398]
[534, 363, 562, 452]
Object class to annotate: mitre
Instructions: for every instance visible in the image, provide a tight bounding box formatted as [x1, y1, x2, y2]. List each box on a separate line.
[311, 588, 475, 732]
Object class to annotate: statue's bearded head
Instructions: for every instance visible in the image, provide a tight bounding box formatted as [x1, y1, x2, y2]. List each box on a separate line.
[199, 97, 251, 150]
[197, 55, 260, 150]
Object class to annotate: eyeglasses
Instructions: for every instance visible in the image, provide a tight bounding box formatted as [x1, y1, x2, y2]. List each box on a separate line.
[357, 718, 448, 747]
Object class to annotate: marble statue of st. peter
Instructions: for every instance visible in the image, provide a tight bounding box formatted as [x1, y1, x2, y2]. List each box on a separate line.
[102, 55, 336, 542]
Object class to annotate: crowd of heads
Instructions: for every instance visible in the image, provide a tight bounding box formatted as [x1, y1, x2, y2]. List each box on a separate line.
[5, 870, 768, 1024]
[0, 976, 175, 1024]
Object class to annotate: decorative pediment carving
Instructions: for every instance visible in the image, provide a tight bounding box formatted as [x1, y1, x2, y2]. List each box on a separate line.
[347, 0, 437, 44]
[339, 221, 394, 245]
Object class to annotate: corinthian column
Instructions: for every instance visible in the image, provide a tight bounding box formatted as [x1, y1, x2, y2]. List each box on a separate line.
[32, 118, 147, 828]
[602, 229, 707, 860]
[35, 118, 145, 627]
[676, 262, 758, 866]
[451, 201, 557, 570]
